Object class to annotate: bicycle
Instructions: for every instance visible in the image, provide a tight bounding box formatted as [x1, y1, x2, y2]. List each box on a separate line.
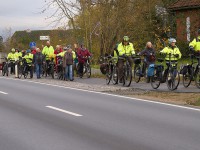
[42, 57, 55, 79]
[166, 53, 180, 91]
[133, 55, 148, 83]
[18, 58, 32, 79]
[78, 56, 91, 78]
[181, 52, 200, 88]
[2, 57, 9, 76]
[150, 58, 165, 89]
[118, 55, 132, 87]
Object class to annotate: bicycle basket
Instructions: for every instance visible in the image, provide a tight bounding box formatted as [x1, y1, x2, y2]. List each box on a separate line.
[134, 58, 141, 64]
[180, 65, 188, 75]
[100, 63, 108, 75]
[157, 65, 164, 72]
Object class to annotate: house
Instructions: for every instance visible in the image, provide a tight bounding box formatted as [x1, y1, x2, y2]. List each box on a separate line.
[168, 0, 200, 42]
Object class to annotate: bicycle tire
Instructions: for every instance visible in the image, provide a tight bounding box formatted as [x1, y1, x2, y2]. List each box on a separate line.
[18, 66, 23, 79]
[194, 69, 200, 89]
[123, 65, 132, 87]
[134, 65, 141, 83]
[106, 64, 112, 85]
[112, 65, 118, 85]
[182, 67, 193, 88]
[167, 69, 180, 91]
[86, 64, 91, 78]
[51, 66, 54, 79]
[150, 70, 161, 89]
[2, 65, 6, 76]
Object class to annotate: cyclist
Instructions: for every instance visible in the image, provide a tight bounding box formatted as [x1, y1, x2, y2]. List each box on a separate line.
[42, 41, 54, 66]
[189, 29, 200, 54]
[54, 45, 63, 72]
[77, 44, 92, 77]
[117, 36, 135, 83]
[33, 48, 45, 79]
[138, 42, 156, 82]
[23, 49, 34, 78]
[160, 38, 182, 82]
[7, 48, 17, 74]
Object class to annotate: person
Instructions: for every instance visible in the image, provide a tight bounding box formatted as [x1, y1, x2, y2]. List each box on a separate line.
[33, 48, 45, 79]
[7, 48, 17, 74]
[62, 46, 76, 81]
[138, 42, 156, 82]
[160, 38, 182, 82]
[42, 41, 55, 65]
[23, 49, 34, 78]
[189, 29, 200, 54]
[31, 46, 37, 55]
[73, 43, 79, 76]
[117, 36, 135, 83]
[54, 45, 63, 72]
[77, 44, 92, 77]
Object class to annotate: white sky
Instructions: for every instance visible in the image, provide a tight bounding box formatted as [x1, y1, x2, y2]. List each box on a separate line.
[0, 0, 56, 39]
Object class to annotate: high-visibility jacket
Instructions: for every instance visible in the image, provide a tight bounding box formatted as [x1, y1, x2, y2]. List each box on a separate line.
[23, 53, 33, 65]
[189, 36, 200, 51]
[117, 42, 135, 56]
[42, 46, 54, 60]
[57, 51, 76, 59]
[160, 46, 182, 61]
[7, 52, 17, 61]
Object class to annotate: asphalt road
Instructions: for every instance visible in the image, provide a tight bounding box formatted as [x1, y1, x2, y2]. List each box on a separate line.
[0, 77, 200, 150]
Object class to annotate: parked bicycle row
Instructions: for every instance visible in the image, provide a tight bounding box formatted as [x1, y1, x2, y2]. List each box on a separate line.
[1, 41, 92, 81]
[100, 35, 200, 91]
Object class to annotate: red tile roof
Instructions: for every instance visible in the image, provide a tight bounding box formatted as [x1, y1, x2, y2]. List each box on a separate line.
[168, 0, 200, 10]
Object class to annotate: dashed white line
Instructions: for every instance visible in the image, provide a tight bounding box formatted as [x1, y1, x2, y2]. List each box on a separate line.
[46, 106, 83, 117]
[0, 91, 8, 95]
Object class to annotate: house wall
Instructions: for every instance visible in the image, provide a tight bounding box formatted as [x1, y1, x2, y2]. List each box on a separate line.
[175, 9, 200, 42]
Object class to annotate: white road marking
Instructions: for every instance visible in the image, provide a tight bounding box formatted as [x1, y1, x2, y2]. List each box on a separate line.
[46, 106, 83, 117]
[0, 91, 8, 95]
[1, 77, 200, 112]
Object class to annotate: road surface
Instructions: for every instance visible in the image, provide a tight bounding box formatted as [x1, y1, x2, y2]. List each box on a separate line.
[0, 77, 200, 150]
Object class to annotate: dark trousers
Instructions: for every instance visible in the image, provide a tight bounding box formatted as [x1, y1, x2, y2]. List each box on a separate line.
[78, 62, 84, 76]
[27, 65, 33, 78]
[117, 57, 133, 81]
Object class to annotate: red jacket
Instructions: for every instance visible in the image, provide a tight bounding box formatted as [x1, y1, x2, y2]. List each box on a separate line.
[77, 48, 91, 63]
[31, 49, 37, 55]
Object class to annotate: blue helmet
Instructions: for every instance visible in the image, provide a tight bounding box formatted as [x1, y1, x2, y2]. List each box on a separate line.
[26, 49, 31, 53]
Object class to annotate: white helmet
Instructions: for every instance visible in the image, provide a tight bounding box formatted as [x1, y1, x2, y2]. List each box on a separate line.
[168, 38, 176, 44]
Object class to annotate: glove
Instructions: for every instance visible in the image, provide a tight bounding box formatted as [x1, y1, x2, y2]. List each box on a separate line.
[174, 54, 179, 58]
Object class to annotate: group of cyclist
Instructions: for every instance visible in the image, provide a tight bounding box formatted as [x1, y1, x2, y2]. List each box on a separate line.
[3, 41, 92, 80]
[102, 28, 200, 90]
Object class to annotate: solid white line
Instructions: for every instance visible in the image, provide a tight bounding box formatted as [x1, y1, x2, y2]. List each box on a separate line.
[46, 106, 83, 117]
[0, 91, 8, 95]
[1, 77, 200, 112]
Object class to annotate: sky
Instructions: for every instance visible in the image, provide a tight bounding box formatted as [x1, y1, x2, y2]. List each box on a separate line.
[0, 0, 55, 40]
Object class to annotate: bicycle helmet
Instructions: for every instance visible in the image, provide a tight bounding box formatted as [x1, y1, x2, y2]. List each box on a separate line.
[26, 49, 31, 53]
[168, 38, 176, 44]
[11, 48, 15, 52]
[123, 36, 129, 42]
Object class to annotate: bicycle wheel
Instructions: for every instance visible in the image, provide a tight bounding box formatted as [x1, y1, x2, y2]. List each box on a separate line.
[106, 64, 112, 85]
[194, 69, 200, 89]
[24, 66, 28, 79]
[2, 65, 6, 76]
[123, 65, 132, 87]
[50, 65, 54, 79]
[182, 67, 193, 88]
[133, 65, 141, 83]
[167, 69, 180, 91]
[18, 65, 23, 79]
[150, 69, 161, 89]
[112, 65, 118, 85]
[86, 64, 91, 78]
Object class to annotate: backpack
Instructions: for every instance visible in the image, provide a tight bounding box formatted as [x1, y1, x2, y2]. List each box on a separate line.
[65, 52, 73, 65]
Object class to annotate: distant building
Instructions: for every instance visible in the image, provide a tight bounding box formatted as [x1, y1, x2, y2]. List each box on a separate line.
[168, 0, 200, 42]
